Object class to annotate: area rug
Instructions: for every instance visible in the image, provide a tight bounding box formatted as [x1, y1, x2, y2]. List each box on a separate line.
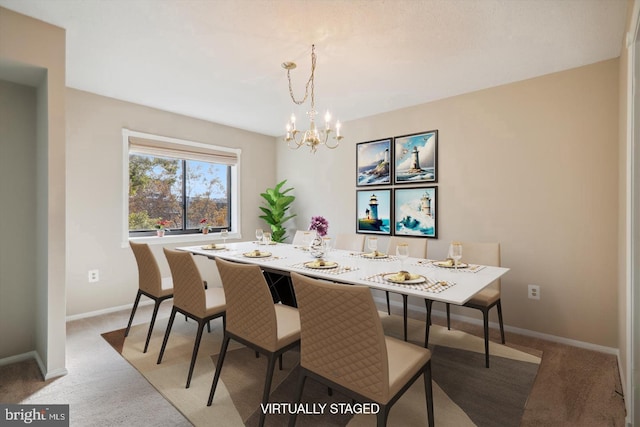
[102, 313, 541, 427]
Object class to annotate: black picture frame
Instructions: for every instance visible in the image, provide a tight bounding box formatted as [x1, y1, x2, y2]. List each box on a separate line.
[356, 189, 392, 235]
[356, 138, 392, 186]
[393, 130, 438, 184]
[393, 186, 437, 238]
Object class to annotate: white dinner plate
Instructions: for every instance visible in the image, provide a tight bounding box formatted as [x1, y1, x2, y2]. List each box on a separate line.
[304, 261, 338, 269]
[383, 273, 426, 284]
[243, 251, 272, 258]
[433, 261, 468, 269]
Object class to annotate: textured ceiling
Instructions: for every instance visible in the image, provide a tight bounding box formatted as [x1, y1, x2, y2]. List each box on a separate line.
[0, 0, 629, 137]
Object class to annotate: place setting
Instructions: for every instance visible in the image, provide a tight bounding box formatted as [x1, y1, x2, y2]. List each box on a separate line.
[350, 237, 395, 261]
[200, 229, 231, 251]
[417, 242, 486, 272]
[291, 258, 357, 275]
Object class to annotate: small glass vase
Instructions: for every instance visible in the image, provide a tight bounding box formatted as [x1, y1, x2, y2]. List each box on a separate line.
[202, 228, 209, 234]
[157, 229, 165, 237]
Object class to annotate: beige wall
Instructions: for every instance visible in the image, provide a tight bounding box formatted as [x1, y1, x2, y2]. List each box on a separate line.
[65, 88, 277, 316]
[0, 7, 66, 378]
[278, 59, 620, 348]
[0, 80, 37, 358]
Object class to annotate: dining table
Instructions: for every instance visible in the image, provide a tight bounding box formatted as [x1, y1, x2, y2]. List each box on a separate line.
[177, 240, 510, 345]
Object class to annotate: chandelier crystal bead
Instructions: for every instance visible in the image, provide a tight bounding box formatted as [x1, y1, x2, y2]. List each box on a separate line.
[282, 45, 343, 153]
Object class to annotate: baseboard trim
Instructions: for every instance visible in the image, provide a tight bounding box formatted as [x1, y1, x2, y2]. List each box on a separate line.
[375, 295, 620, 356]
[66, 299, 154, 322]
[0, 351, 67, 380]
[0, 351, 38, 368]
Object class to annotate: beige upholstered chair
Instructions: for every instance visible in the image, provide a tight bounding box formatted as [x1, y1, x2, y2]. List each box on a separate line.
[386, 237, 428, 341]
[208, 258, 300, 427]
[425, 242, 504, 368]
[158, 249, 226, 388]
[125, 242, 174, 353]
[333, 233, 365, 252]
[290, 272, 434, 427]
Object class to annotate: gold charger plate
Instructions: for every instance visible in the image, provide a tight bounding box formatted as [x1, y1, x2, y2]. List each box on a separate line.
[202, 244, 225, 250]
[433, 260, 468, 269]
[383, 273, 426, 284]
[362, 252, 389, 259]
[243, 251, 272, 258]
[304, 261, 338, 269]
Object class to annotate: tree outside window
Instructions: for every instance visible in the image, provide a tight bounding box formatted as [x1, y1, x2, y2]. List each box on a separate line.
[129, 154, 230, 234]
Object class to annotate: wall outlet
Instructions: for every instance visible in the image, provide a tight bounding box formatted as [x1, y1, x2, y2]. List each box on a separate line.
[528, 284, 540, 300]
[88, 269, 99, 283]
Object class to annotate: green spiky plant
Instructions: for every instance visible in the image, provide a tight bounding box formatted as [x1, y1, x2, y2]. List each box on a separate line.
[259, 180, 296, 243]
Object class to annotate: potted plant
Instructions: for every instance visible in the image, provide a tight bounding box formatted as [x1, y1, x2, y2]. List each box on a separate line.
[259, 180, 296, 243]
[155, 219, 171, 237]
[199, 218, 214, 234]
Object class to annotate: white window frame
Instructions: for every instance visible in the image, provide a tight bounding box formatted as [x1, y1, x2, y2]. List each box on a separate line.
[121, 129, 241, 247]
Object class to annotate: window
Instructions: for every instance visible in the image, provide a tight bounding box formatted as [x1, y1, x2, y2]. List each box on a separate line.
[123, 130, 240, 239]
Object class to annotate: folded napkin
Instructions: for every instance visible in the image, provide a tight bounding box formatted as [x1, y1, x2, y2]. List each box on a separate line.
[202, 244, 223, 250]
[389, 271, 421, 281]
[307, 259, 331, 268]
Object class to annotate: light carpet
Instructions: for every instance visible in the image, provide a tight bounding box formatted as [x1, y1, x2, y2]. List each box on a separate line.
[102, 313, 541, 427]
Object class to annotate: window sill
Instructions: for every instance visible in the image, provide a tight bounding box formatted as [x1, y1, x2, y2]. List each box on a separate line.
[127, 232, 242, 247]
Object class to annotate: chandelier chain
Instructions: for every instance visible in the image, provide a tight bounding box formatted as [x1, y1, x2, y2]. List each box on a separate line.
[286, 45, 316, 107]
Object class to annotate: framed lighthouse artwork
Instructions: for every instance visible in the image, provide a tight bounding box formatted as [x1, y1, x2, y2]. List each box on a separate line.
[394, 130, 438, 184]
[394, 187, 437, 238]
[356, 189, 392, 235]
[356, 138, 392, 186]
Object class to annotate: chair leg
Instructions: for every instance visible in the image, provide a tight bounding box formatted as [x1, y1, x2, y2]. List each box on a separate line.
[157, 307, 178, 364]
[207, 320, 211, 333]
[385, 291, 391, 315]
[497, 300, 505, 344]
[186, 319, 207, 388]
[424, 361, 434, 427]
[124, 290, 143, 337]
[279, 353, 283, 370]
[288, 373, 307, 427]
[143, 298, 162, 353]
[424, 299, 433, 347]
[376, 405, 389, 427]
[402, 294, 408, 341]
[208, 334, 231, 405]
[260, 354, 278, 427]
[482, 308, 490, 368]
[446, 303, 451, 330]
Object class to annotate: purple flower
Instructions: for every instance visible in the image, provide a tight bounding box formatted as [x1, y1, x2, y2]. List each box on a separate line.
[309, 215, 329, 237]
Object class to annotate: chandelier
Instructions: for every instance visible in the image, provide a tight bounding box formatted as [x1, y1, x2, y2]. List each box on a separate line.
[283, 44, 343, 153]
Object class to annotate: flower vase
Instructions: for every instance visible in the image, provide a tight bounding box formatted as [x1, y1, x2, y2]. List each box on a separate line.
[202, 228, 209, 234]
[309, 232, 326, 258]
[157, 229, 165, 237]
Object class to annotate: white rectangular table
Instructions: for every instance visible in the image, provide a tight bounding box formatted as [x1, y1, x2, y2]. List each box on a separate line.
[178, 241, 509, 305]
